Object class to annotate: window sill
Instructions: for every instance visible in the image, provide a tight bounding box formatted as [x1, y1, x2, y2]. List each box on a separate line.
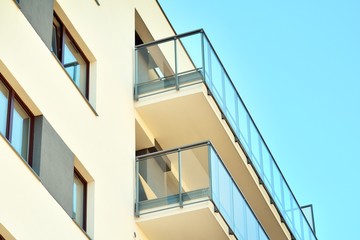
[51, 52, 98, 116]
[72, 219, 92, 240]
[13, 0, 20, 9]
[0, 133, 40, 182]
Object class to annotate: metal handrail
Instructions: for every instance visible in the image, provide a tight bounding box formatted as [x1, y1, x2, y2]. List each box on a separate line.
[135, 141, 269, 239]
[134, 30, 317, 239]
[135, 29, 203, 49]
[199, 31, 317, 239]
[136, 141, 209, 160]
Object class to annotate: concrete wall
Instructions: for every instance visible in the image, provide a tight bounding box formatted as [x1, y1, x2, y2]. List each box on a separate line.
[19, 0, 54, 49]
[0, 0, 175, 239]
[32, 115, 74, 217]
[0, 131, 88, 240]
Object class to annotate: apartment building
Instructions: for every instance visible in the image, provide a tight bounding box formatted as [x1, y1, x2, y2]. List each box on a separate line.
[0, 0, 316, 239]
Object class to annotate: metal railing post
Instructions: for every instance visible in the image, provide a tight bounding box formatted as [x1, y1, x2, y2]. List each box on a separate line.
[134, 49, 139, 100]
[135, 160, 140, 216]
[201, 31, 206, 83]
[178, 149, 183, 207]
[208, 143, 212, 199]
[174, 38, 179, 90]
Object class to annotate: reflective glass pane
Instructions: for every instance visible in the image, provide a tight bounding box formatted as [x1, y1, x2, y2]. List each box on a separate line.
[176, 35, 204, 88]
[237, 103, 250, 153]
[294, 206, 304, 239]
[272, 158, 283, 206]
[233, 185, 247, 240]
[51, 17, 62, 58]
[210, 148, 220, 203]
[246, 206, 259, 240]
[283, 184, 294, 225]
[304, 225, 312, 240]
[210, 145, 268, 240]
[177, 33, 202, 75]
[64, 33, 88, 96]
[11, 100, 30, 160]
[204, 38, 214, 88]
[136, 41, 176, 95]
[137, 152, 179, 213]
[261, 144, 273, 187]
[249, 121, 261, 170]
[0, 81, 9, 136]
[217, 161, 233, 223]
[73, 173, 85, 228]
[302, 205, 315, 232]
[210, 54, 224, 105]
[224, 75, 236, 119]
[181, 146, 210, 203]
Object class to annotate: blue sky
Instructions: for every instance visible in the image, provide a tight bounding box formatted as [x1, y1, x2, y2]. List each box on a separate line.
[158, 0, 360, 239]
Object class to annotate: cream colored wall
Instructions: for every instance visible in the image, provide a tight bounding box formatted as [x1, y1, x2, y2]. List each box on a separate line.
[135, 0, 176, 41]
[0, 0, 134, 239]
[0, 136, 88, 240]
[0, 0, 182, 239]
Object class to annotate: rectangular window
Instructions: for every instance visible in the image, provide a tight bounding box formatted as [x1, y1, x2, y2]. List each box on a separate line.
[52, 13, 90, 99]
[11, 99, 31, 159]
[0, 81, 9, 136]
[73, 169, 87, 230]
[0, 75, 34, 163]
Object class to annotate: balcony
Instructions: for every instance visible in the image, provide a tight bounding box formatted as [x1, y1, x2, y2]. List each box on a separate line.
[134, 29, 316, 240]
[135, 141, 268, 240]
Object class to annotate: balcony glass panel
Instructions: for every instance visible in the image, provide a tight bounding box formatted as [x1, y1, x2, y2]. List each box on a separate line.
[176, 34, 203, 88]
[236, 99, 251, 152]
[181, 146, 210, 203]
[210, 146, 267, 240]
[224, 75, 236, 125]
[136, 142, 268, 240]
[301, 205, 316, 233]
[136, 40, 178, 97]
[137, 151, 180, 213]
[261, 141, 273, 188]
[249, 121, 261, 171]
[135, 30, 316, 240]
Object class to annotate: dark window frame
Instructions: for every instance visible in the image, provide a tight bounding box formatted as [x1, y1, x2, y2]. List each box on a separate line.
[52, 13, 90, 99]
[0, 74, 34, 165]
[74, 168, 87, 231]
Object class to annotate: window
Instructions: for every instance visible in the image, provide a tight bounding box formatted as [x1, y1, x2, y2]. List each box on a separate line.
[0, 75, 33, 163]
[52, 13, 90, 99]
[73, 169, 87, 230]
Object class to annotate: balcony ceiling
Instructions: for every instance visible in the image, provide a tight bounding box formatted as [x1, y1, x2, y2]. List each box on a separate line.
[136, 201, 232, 240]
[135, 84, 290, 240]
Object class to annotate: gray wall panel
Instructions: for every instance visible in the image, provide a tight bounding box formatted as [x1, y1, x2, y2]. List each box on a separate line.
[19, 0, 54, 49]
[33, 116, 74, 217]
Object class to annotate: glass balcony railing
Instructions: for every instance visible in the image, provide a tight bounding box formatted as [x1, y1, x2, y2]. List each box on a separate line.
[135, 29, 317, 240]
[135, 141, 268, 240]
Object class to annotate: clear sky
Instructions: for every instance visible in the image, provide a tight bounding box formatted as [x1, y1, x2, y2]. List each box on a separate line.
[158, 0, 360, 239]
